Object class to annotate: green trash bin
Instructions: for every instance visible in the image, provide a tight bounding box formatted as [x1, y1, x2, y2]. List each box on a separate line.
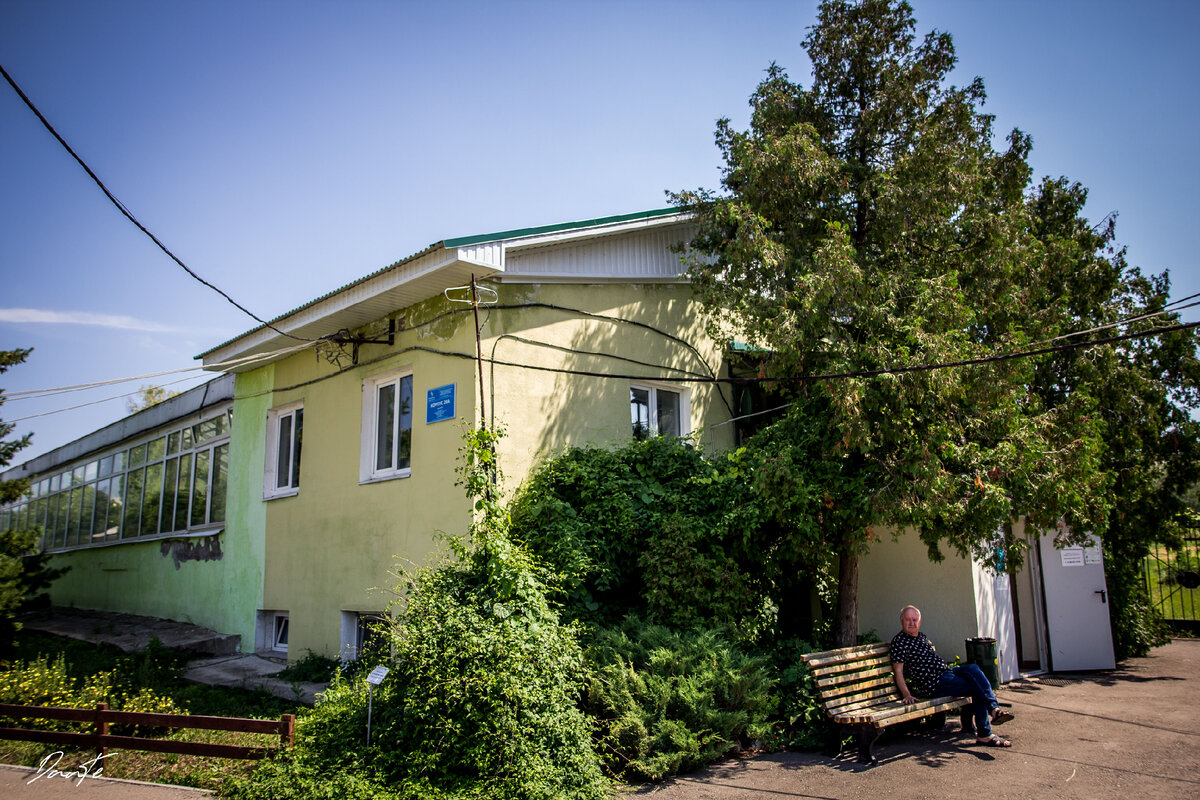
[965, 637, 1000, 690]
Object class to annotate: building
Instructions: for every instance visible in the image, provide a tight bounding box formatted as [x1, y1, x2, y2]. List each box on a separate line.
[2, 207, 1115, 673]
[3, 208, 737, 660]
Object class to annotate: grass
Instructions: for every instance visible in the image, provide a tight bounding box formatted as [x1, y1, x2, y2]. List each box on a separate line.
[1143, 544, 1200, 622]
[0, 629, 306, 792]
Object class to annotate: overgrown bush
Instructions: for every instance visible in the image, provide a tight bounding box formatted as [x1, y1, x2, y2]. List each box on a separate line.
[509, 438, 763, 629]
[227, 427, 609, 800]
[581, 618, 777, 781]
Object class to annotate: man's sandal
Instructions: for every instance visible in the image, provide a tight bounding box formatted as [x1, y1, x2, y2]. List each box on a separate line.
[976, 734, 1012, 747]
[991, 708, 1015, 726]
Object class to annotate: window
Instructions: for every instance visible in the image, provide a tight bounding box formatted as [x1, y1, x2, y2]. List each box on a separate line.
[0, 408, 232, 551]
[361, 371, 413, 482]
[273, 614, 290, 653]
[631, 383, 686, 440]
[340, 611, 388, 661]
[265, 404, 303, 498]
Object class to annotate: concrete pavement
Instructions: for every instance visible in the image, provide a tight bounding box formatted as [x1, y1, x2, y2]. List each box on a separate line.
[625, 638, 1200, 800]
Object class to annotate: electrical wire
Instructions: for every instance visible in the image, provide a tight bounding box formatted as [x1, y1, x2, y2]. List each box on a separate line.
[5, 340, 318, 401]
[5, 375, 206, 423]
[1024, 292, 1200, 348]
[0, 61, 315, 343]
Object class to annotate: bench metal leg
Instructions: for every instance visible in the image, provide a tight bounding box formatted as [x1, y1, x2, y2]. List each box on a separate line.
[858, 728, 883, 764]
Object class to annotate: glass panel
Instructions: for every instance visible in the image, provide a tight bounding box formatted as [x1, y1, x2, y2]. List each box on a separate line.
[162, 458, 178, 532]
[181, 427, 193, 451]
[167, 432, 180, 456]
[174, 455, 192, 531]
[99, 456, 114, 479]
[375, 383, 396, 472]
[194, 419, 219, 444]
[129, 444, 147, 468]
[72, 465, 86, 485]
[397, 375, 413, 470]
[191, 451, 210, 527]
[141, 463, 162, 536]
[123, 468, 144, 538]
[33, 497, 48, 536]
[274, 616, 289, 648]
[213, 414, 229, 438]
[631, 387, 651, 441]
[91, 479, 110, 541]
[49, 474, 61, 493]
[67, 487, 84, 546]
[147, 437, 166, 463]
[107, 474, 123, 540]
[210, 444, 228, 524]
[112, 451, 125, 473]
[52, 492, 68, 548]
[0, 509, 9, 533]
[276, 414, 293, 490]
[84, 461, 98, 482]
[291, 408, 303, 488]
[656, 389, 681, 438]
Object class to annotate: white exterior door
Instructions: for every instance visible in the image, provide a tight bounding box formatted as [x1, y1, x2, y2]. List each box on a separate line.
[1038, 532, 1116, 671]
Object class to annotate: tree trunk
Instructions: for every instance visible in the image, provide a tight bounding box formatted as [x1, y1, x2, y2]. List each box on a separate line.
[834, 543, 859, 647]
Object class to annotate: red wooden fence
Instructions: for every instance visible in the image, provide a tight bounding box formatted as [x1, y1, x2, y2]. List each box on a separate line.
[0, 702, 295, 760]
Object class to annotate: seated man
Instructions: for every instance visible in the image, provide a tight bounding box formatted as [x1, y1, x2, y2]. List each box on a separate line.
[890, 604, 1014, 747]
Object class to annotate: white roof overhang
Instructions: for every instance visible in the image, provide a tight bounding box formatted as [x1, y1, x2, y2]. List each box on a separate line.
[199, 243, 503, 372]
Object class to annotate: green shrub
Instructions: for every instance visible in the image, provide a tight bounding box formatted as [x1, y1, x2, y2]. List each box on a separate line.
[228, 427, 609, 800]
[581, 619, 777, 781]
[0, 650, 184, 721]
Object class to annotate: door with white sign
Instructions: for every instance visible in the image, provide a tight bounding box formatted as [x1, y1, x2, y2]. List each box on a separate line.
[1038, 532, 1116, 671]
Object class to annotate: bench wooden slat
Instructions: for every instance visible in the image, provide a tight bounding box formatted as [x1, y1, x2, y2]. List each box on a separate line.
[808, 654, 891, 677]
[799, 642, 890, 668]
[825, 685, 900, 713]
[834, 696, 971, 726]
[814, 663, 893, 689]
[820, 673, 897, 700]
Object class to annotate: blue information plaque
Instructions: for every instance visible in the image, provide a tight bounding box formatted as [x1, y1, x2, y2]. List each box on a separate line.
[426, 383, 456, 423]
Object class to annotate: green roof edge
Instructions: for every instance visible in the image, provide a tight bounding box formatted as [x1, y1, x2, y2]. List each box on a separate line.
[441, 207, 682, 248]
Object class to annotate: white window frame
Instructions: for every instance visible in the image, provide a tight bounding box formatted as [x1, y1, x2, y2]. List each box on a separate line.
[630, 382, 689, 440]
[264, 402, 303, 499]
[360, 369, 414, 484]
[272, 613, 289, 653]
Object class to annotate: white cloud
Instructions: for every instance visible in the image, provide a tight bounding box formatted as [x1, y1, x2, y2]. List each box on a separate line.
[0, 308, 175, 332]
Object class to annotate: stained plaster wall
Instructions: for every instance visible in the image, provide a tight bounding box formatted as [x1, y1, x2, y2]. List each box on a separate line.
[256, 281, 735, 660]
[259, 293, 477, 659]
[856, 527, 980, 665]
[485, 282, 735, 488]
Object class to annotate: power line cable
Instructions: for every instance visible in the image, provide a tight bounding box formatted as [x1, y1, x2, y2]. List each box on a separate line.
[0, 61, 314, 343]
[4, 340, 317, 400]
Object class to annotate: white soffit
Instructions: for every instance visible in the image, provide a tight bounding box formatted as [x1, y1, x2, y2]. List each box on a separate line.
[201, 245, 503, 371]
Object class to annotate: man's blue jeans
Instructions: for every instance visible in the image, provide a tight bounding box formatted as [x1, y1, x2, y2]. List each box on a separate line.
[933, 665, 997, 737]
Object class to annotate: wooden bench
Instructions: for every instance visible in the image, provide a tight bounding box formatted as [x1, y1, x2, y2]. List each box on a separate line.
[799, 642, 972, 763]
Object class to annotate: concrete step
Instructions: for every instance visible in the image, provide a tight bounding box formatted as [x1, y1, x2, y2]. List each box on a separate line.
[23, 608, 241, 657]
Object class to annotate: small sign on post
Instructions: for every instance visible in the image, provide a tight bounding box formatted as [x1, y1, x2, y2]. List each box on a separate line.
[365, 666, 390, 745]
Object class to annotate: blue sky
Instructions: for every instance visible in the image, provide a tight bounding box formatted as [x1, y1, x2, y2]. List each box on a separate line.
[2, 0, 1198, 463]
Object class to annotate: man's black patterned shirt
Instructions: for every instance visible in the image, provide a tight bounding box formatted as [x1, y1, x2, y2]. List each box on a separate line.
[889, 631, 948, 697]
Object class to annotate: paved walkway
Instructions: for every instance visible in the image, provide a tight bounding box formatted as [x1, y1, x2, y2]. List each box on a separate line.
[624, 638, 1200, 800]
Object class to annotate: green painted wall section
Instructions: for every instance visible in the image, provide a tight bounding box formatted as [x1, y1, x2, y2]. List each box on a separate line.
[44, 369, 272, 649]
[223, 366, 273, 650]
